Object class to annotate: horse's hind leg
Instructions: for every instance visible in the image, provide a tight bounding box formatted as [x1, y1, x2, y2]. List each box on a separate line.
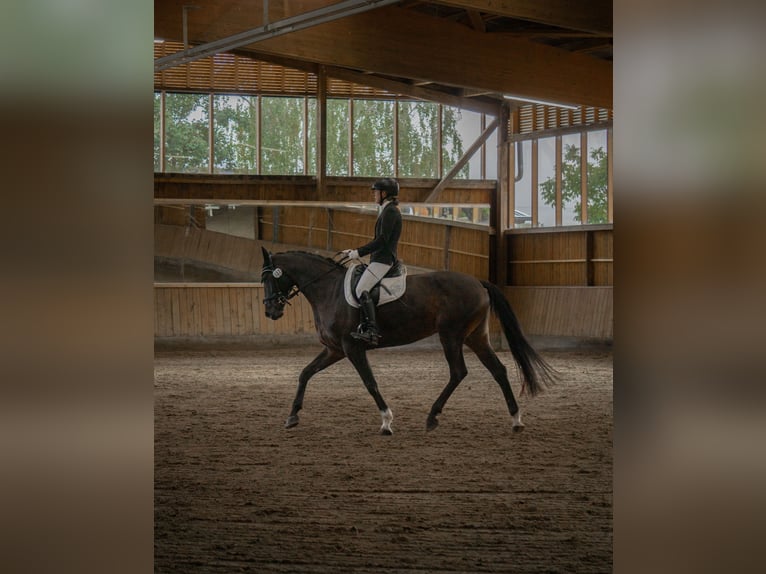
[344, 343, 393, 435]
[466, 333, 524, 432]
[427, 335, 468, 431]
[285, 346, 344, 429]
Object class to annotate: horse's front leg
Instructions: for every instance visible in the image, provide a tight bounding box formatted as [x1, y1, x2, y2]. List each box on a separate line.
[285, 346, 344, 429]
[344, 342, 393, 435]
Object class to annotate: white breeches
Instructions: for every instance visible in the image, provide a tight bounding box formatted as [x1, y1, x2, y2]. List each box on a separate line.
[355, 262, 392, 298]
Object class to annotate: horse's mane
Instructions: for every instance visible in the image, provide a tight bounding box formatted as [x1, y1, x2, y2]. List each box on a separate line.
[275, 250, 346, 270]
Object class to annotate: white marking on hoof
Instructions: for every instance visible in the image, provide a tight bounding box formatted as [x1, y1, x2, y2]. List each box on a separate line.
[512, 411, 524, 432]
[380, 408, 393, 435]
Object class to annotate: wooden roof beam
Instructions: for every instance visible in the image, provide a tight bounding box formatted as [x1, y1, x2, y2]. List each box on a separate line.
[429, 0, 612, 35]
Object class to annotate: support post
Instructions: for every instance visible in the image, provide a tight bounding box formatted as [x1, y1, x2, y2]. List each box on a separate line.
[493, 104, 511, 287]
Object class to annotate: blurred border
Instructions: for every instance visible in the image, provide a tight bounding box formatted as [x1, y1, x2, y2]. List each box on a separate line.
[0, 2, 154, 573]
[615, 1, 766, 572]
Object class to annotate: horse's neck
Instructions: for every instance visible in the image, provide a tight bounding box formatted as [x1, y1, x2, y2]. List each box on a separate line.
[283, 257, 341, 300]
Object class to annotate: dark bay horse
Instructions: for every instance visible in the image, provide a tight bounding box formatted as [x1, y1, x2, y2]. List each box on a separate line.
[260, 248, 556, 434]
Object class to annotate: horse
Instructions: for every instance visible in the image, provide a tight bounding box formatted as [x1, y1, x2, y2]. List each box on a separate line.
[260, 247, 556, 435]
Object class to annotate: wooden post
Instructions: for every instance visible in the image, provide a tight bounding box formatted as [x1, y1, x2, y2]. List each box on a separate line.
[326, 208, 334, 251]
[443, 225, 452, 271]
[494, 104, 510, 287]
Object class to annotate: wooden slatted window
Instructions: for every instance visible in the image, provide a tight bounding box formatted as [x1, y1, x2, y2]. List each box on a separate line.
[154, 41, 392, 98]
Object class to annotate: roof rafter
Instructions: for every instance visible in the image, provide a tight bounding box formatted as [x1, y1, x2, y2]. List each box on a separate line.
[428, 0, 612, 35]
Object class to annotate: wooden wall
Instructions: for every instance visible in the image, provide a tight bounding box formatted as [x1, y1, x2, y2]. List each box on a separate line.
[506, 226, 613, 286]
[154, 175, 613, 346]
[505, 286, 613, 340]
[259, 206, 490, 278]
[155, 174, 494, 205]
[155, 224, 262, 277]
[153, 283, 611, 345]
[154, 284, 316, 342]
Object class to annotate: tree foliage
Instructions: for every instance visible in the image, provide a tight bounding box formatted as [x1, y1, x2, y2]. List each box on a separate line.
[164, 93, 209, 173]
[539, 143, 609, 224]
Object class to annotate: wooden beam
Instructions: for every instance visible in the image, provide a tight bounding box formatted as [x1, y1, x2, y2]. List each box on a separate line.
[425, 116, 499, 202]
[466, 9, 486, 33]
[155, 1, 612, 109]
[326, 66, 502, 116]
[430, 0, 612, 35]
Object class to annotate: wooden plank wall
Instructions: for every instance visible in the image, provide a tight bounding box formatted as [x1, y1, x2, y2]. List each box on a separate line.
[155, 174, 494, 205]
[505, 286, 613, 340]
[506, 226, 613, 286]
[155, 224, 262, 277]
[154, 284, 316, 340]
[259, 206, 490, 278]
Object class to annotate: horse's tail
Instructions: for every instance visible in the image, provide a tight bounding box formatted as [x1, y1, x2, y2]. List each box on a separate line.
[481, 280, 557, 396]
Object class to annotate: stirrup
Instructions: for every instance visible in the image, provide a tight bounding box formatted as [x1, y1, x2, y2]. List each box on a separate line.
[350, 326, 381, 346]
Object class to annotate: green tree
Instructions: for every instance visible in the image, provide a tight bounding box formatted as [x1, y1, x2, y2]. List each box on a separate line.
[326, 99, 350, 176]
[164, 92, 210, 173]
[539, 143, 609, 224]
[441, 107, 468, 178]
[261, 96, 306, 175]
[398, 101, 439, 178]
[213, 95, 258, 174]
[353, 99, 394, 176]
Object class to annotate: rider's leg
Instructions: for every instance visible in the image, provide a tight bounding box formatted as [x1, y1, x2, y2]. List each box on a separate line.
[351, 290, 380, 345]
[351, 263, 390, 345]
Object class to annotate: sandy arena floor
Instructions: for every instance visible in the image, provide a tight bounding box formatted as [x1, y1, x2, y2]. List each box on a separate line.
[155, 345, 612, 573]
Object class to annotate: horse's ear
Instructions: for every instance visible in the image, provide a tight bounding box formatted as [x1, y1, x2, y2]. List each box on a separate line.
[261, 246, 272, 267]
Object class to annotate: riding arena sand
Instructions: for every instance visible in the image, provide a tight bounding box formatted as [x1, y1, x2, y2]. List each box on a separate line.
[155, 344, 612, 573]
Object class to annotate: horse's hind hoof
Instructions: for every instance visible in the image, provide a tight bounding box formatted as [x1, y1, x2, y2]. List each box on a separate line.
[380, 428, 393, 436]
[426, 417, 439, 431]
[512, 423, 525, 433]
[285, 415, 300, 429]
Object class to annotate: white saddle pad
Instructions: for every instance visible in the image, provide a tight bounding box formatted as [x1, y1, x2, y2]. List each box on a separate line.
[343, 262, 407, 308]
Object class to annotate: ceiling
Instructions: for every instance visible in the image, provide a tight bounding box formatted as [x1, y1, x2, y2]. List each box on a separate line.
[154, 0, 612, 111]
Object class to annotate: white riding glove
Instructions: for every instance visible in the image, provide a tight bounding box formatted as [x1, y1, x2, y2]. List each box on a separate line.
[342, 249, 360, 260]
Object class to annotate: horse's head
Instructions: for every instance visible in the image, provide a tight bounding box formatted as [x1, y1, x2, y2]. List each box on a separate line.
[260, 247, 294, 320]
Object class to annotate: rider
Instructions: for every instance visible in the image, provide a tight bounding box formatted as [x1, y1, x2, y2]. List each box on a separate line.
[341, 178, 403, 346]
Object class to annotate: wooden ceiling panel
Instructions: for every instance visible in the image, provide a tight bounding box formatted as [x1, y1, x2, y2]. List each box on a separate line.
[154, 0, 612, 109]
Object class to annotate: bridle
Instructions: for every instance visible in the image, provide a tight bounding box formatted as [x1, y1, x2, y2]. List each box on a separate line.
[261, 265, 300, 308]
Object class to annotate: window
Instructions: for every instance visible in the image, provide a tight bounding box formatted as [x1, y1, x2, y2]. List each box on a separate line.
[398, 101, 438, 178]
[213, 95, 257, 174]
[443, 107, 483, 179]
[261, 96, 306, 175]
[353, 99, 394, 176]
[164, 92, 209, 173]
[326, 99, 350, 176]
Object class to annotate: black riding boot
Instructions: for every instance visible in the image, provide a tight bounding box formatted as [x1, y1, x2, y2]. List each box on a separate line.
[351, 291, 381, 346]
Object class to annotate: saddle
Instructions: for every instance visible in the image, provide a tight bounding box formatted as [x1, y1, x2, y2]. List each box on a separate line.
[343, 261, 407, 308]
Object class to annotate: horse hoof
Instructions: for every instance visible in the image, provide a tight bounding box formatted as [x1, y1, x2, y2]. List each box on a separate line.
[285, 416, 299, 429]
[380, 427, 393, 436]
[426, 418, 439, 431]
[512, 423, 525, 433]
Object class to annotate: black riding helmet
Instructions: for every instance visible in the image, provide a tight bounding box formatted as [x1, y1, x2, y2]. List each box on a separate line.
[371, 178, 399, 197]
